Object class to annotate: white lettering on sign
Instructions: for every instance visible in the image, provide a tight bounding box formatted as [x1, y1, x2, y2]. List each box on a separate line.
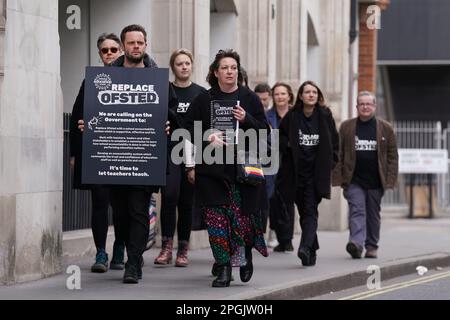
[399, 149, 448, 174]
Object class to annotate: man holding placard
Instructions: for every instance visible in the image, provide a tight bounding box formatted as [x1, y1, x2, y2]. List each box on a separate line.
[79, 24, 177, 283]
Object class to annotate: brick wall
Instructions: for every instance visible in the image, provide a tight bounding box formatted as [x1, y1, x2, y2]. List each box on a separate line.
[358, 0, 389, 93]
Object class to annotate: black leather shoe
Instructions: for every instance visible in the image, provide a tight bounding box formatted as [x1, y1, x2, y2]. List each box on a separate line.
[284, 241, 294, 252]
[137, 256, 143, 280]
[346, 241, 363, 259]
[211, 262, 219, 277]
[212, 263, 232, 288]
[240, 247, 253, 283]
[274, 241, 294, 252]
[298, 247, 311, 266]
[309, 251, 317, 266]
[273, 244, 286, 252]
[123, 263, 139, 284]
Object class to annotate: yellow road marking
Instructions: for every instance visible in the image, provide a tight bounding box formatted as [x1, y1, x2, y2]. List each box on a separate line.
[339, 270, 450, 300]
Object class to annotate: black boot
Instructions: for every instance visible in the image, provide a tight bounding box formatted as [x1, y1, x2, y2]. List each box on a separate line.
[123, 262, 139, 284]
[123, 254, 143, 283]
[212, 263, 232, 288]
[137, 255, 144, 280]
[240, 246, 253, 283]
[211, 262, 219, 277]
[298, 247, 316, 266]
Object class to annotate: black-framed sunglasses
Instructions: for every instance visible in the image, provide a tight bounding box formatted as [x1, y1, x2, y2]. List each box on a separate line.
[101, 47, 119, 54]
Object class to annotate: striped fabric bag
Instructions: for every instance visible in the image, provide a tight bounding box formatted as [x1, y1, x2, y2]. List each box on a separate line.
[145, 196, 158, 251]
[236, 151, 265, 186]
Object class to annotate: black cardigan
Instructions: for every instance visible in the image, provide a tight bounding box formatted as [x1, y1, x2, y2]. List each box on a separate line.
[183, 85, 269, 212]
[276, 105, 339, 202]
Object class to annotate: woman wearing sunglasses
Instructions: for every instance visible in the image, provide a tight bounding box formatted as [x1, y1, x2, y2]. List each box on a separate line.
[69, 33, 125, 274]
[97, 33, 122, 66]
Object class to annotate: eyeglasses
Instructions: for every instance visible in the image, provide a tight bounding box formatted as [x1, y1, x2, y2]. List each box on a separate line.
[100, 47, 119, 54]
[358, 103, 375, 107]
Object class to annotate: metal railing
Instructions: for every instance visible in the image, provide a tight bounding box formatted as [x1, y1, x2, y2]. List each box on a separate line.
[63, 116, 450, 229]
[63, 113, 93, 231]
[382, 121, 450, 212]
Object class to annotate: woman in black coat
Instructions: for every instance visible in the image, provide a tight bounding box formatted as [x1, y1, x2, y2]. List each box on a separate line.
[276, 80, 339, 267]
[184, 50, 269, 287]
[69, 33, 126, 273]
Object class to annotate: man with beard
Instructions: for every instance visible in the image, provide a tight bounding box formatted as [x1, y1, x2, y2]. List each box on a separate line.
[78, 24, 178, 283]
[111, 24, 179, 283]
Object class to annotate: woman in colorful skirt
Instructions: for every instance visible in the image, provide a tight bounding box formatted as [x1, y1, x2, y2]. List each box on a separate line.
[184, 49, 269, 287]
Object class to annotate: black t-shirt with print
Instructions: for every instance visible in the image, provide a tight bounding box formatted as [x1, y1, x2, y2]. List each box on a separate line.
[351, 117, 382, 189]
[297, 108, 320, 185]
[172, 82, 206, 119]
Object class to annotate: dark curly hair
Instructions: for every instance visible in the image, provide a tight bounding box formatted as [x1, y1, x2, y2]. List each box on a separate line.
[206, 49, 243, 88]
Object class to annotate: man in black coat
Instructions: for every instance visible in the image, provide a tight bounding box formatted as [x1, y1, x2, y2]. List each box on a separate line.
[75, 24, 178, 284]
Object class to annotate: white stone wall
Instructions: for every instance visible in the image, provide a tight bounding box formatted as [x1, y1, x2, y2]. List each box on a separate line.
[0, 0, 4, 79]
[0, 0, 63, 284]
[233, 0, 273, 88]
[233, 0, 351, 230]
[313, 0, 351, 231]
[151, 0, 210, 88]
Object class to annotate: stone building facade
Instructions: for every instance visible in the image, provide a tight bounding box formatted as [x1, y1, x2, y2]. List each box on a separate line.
[0, 0, 387, 283]
[0, 0, 63, 284]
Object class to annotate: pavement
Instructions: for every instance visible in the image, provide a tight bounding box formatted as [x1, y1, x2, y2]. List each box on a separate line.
[1, 214, 450, 300]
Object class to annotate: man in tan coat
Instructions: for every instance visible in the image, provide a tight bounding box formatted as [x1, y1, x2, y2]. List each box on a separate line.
[333, 91, 398, 259]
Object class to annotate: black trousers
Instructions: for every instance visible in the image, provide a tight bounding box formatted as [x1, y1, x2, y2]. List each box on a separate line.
[90, 185, 125, 250]
[90, 185, 110, 250]
[269, 190, 295, 245]
[110, 188, 152, 264]
[294, 182, 321, 252]
[160, 160, 194, 241]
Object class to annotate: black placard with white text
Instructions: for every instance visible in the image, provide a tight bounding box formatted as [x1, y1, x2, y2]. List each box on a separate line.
[81, 66, 169, 186]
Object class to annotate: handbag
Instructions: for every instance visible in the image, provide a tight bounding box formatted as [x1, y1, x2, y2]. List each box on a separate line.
[236, 151, 265, 186]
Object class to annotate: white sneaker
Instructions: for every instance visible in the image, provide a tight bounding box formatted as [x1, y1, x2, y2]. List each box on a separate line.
[267, 230, 278, 248]
[268, 239, 279, 248]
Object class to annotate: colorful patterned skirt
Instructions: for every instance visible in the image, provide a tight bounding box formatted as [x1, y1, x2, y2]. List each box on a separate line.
[203, 184, 268, 267]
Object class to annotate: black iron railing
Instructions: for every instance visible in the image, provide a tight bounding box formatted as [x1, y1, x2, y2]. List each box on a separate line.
[63, 112, 92, 231]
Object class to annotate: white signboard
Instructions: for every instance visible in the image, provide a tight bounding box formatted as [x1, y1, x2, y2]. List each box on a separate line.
[398, 149, 448, 174]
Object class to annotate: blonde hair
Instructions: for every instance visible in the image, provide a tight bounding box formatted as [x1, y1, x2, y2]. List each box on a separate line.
[169, 48, 194, 73]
